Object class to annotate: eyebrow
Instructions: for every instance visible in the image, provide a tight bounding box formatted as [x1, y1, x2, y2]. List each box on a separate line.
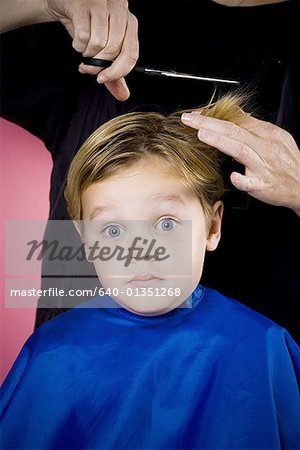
[149, 193, 186, 206]
[89, 204, 118, 220]
[89, 194, 186, 220]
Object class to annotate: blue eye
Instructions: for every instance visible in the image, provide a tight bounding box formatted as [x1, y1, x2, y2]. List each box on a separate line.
[155, 218, 178, 232]
[103, 224, 124, 238]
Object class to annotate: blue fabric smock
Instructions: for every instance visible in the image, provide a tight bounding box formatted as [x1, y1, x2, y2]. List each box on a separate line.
[1, 284, 300, 450]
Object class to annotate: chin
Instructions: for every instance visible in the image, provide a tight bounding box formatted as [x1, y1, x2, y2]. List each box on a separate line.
[122, 299, 174, 316]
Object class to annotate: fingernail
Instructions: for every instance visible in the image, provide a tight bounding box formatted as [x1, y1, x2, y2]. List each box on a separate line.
[97, 75, 108, 84]
[193, 108, 203, 115]
[181, 113, 193, 123]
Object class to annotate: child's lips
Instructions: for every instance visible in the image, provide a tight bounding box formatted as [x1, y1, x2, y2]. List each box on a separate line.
[130, 274, 161, 282]
[127, 274, 163, 286]
[129, 278, 162, 287]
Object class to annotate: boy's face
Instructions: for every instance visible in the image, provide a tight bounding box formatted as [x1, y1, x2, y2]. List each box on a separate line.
[78, 156, 223, 316]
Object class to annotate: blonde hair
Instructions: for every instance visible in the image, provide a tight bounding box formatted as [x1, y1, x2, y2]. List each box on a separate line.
[65, 93, 246, 220]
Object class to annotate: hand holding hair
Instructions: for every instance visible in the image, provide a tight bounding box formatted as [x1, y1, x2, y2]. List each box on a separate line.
[181, 110, 300, 217]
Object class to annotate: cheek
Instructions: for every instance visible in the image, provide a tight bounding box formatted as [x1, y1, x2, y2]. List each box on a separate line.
[191, 224, 207, 281]
[93, 259, 127, 282]
[192, 246, 205, 278]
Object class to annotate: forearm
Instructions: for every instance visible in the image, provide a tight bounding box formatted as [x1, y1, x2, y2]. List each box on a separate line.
[0, 0, 56, 34]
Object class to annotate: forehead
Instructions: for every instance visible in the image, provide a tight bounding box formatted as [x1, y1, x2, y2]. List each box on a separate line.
[81, 157, 198, 217]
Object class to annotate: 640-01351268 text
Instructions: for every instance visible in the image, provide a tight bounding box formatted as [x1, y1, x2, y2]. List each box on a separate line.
[9, 287, 183, 298]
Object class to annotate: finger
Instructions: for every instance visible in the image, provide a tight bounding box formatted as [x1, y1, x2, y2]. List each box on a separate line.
[78, 63, 104, 76]
[237, 113, 290, 141]
[181, 111, 283, 162]
[79, 61, 130, 100]
[71, 11, 91, 53]
[181, 112, 263, 151]
[97, 12, 138, 83]
[82, 3, 109, 57]
[193, 124, 264, 170]
[230, 172, 255, 193]
[63, 21, 75, 39]
[104, 77, 130, 101]
[181, 113, 266, 156]
[95, 1, 128, 63]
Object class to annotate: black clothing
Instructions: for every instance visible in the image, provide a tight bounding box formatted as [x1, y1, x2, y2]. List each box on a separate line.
[1, 0, 299, 340]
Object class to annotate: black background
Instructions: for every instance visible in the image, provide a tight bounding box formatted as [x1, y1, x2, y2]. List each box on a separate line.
[1, 0, 299, 340]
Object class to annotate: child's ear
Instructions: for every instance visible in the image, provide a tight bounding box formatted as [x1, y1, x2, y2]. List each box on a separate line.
[206, 201, 224, 252]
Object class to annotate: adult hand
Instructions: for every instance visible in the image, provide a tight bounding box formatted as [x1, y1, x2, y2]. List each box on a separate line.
[181, 112, 300, 217]
[46, 0, 139, 101]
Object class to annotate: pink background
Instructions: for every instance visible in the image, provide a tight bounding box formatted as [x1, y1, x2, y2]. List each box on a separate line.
[0, 118, 52, 384]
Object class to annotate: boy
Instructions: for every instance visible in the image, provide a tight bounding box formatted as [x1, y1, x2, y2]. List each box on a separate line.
[1, 95, 300, 449]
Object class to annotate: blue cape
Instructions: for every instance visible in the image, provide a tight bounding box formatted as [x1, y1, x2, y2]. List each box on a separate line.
[1, 285, 300, 449]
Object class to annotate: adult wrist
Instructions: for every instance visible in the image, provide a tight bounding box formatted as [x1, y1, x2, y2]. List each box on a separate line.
[41, 0, 60, 23]
[0, 0, 57, 34]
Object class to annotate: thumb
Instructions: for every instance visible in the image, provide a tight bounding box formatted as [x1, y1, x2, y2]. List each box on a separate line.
[230, 172, 252, 192]
[104, 78, 130, 102]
